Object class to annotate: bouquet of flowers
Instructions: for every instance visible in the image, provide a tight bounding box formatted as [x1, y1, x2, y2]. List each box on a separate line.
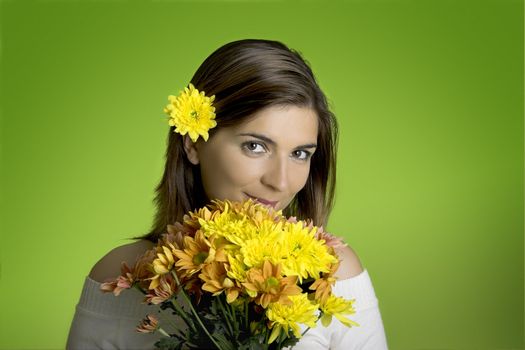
[102, 199, 358, 350]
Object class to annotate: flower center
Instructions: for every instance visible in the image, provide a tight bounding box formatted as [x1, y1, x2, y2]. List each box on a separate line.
[190, 110, 199, 119]
[193, 252, 209, 265]
[265, 276, 280, 288]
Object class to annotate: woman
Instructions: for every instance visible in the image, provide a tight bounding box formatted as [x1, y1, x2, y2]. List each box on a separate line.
[67, 39, 388, 349]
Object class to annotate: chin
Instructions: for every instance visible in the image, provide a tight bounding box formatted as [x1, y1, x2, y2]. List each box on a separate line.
[275, 202, 289, 212]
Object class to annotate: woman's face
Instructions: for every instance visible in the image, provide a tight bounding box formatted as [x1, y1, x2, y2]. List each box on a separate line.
[184, 105, 318, 211]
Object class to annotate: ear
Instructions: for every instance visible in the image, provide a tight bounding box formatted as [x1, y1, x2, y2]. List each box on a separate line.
[182, 135, 200, 165]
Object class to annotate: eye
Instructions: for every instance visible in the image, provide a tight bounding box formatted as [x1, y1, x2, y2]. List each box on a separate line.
[242, 141, 266, 154]
[292, 149, 312, 161]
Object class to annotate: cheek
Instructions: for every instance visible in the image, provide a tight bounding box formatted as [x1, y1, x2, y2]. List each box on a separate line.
[199, 149, 262, 197]
[290, 164, 311, 193]
[278, 164, 310, 210]
[219, 157, 261, 187]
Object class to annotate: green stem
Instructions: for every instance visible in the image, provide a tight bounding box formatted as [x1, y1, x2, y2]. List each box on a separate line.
[244, 302, 248, 330]
[224, 295, 239, 337]
[226, 297, 237, 334]
[161, 309, 186, 338]
[170, 299, 197, 333]
[166, 324, 186, 342]
[230, 302, 239, 336]
[171, 271, 224, 350]
[158, 327, 170, 337]
[133, 284, 147, 295]
[217, 296, 234, 337]
[301, 326, 311, 337]
[277, 332, 283, 349]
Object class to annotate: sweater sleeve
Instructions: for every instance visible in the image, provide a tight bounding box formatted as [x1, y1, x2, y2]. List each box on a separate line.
[292, 269, 389, 350]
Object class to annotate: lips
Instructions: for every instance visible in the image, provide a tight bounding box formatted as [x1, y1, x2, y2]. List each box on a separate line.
[244, 193, 278, 208]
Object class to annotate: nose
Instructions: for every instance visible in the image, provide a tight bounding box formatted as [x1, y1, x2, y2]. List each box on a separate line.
[261, 155, 289, 192]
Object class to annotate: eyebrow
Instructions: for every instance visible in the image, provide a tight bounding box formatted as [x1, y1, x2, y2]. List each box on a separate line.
[237, 132, 317, 149]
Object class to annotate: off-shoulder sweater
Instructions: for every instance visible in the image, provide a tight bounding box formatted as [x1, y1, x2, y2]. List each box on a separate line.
[66, 269, 388, 349]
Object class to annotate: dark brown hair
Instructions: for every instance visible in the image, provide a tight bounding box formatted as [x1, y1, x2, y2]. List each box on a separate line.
[140, 39, 338, 242]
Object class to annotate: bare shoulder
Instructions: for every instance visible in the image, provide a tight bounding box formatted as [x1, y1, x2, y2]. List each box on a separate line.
[334, 244, 364, 280]
[89, 239, 155, 283]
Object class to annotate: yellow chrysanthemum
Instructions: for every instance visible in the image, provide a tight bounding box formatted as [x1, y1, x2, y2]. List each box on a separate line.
[280, 222, 338, 282]
[199, 209, 258, 247]
[164, 83, 217, 142]
[319, 295, 359, 328]
[210, 198, 282, 222]
[266, 293, 318, 344]
[197, 201, 287, 267]
[240, 221, 287, 269]
[226, 253, 249, 283]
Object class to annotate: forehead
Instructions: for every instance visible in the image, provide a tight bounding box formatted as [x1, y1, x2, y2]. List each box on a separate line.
[230, 105, 318, 142]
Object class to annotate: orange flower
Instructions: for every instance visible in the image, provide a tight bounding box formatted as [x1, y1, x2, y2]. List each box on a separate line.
[136, 315, 159, 333]
[146, 233, 188, 290]
[309, 260, 339, 303]
[199, 261, 241, 303]
[173, 230, 215, 278]
[162, 228, 186, 249]
[184, 206, 214, 232]
[100, 262, 134, 296]
[145, 273, 178, 304]
[148, 242, 179, 290]
[152, 243, 177, 275]
[242, 260, 302, 308]
[312, 224, 348, 249]
[101, 248, 155, 296]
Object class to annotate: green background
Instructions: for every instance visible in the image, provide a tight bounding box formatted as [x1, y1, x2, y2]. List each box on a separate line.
[0, 0, 523, 349]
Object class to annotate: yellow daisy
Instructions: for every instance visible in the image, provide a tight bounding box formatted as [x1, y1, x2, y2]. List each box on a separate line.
[164, 83, 217, 142]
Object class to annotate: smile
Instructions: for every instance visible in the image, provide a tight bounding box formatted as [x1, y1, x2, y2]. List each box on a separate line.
[244, 193, 278, 208]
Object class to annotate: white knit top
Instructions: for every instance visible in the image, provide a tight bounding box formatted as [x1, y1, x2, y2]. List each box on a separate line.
[67, 269, 388, 349]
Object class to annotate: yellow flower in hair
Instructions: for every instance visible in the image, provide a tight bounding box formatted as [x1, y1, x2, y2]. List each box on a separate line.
[164, 83, 217, 142]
